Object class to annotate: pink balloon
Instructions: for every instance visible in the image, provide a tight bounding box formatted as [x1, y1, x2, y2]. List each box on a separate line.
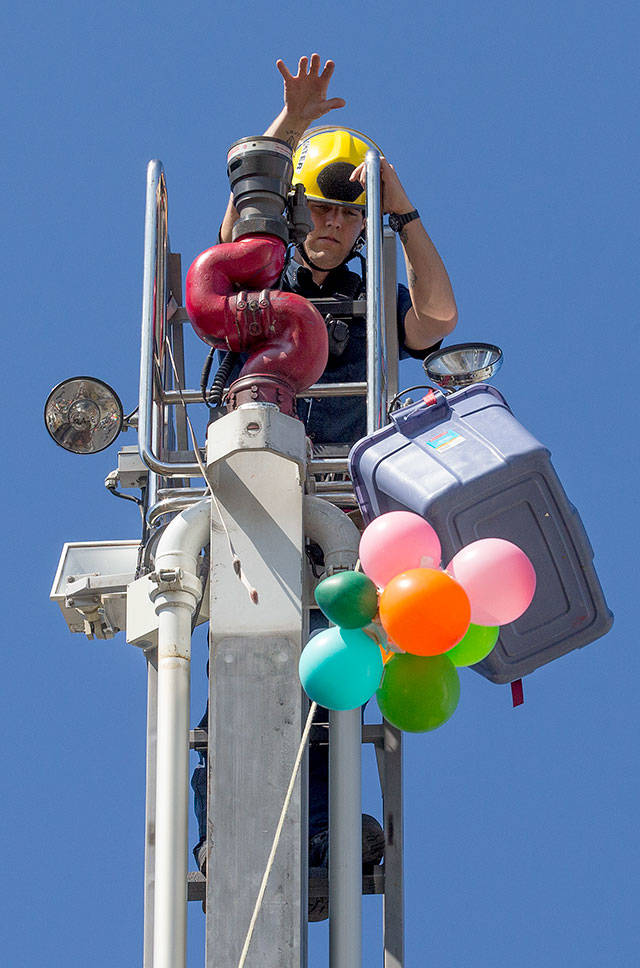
[359, 512, 442, 588]
[446, 538, 536, 626]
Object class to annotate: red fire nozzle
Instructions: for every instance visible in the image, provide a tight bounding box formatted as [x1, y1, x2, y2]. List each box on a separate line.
[185, 236, 328, 415]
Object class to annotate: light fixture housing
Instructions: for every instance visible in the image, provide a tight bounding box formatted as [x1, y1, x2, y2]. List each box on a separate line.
[423, 342, 503, 391]
[44, 377, 124, 454]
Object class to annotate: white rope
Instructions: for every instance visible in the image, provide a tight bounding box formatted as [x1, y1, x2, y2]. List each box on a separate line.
[237, 700, 318, 968]
[164, 334, 312, 961]
[163, 336, 259, 603]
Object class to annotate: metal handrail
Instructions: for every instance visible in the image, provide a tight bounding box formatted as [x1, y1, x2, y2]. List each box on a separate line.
[365, 149, 385, 436]
[309, 149, 398, 506]
[146, 493, 209, 528]
[138, 161, 202, 480]
[138, 154, 399, 521]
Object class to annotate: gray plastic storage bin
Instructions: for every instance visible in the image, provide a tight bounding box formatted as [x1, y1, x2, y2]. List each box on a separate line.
[349, 384, 612, 683]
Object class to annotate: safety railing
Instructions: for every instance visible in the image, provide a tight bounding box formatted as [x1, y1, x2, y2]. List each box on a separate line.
[307, 148, 399, 507]
[138, 152, 399, 523]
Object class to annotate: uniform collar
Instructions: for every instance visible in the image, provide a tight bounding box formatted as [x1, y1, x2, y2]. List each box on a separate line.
[283, 258, 359, 297]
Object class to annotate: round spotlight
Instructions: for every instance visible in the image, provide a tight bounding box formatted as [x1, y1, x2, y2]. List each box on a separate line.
[44, 377, 123, 454]
[423, 342, 503, 391]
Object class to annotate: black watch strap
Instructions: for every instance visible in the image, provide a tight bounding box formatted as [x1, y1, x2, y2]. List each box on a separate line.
[388, 209, 420, 233]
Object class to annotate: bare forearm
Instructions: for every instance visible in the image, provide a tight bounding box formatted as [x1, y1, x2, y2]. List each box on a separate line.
[399, 219, 458, 351]
[264, 108, 308, 148]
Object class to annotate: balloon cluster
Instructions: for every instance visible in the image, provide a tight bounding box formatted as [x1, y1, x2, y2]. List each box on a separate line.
[299, 511, 536, 733]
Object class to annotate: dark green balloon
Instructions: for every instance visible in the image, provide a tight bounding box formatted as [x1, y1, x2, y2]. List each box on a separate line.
[314, 571, 379, 629]
[446, 623, 499, 667]
[377, 653, 460, 733]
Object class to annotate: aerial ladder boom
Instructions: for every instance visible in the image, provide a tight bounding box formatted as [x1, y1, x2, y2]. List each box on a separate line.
[48, 145, 406, 968]
[137, 147, 405, 968]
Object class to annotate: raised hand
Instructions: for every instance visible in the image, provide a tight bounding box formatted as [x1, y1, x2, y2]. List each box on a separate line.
[275, 54, 346, 127]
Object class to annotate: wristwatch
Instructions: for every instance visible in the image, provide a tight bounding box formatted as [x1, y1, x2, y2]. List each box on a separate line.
[388, 209, 420, 233]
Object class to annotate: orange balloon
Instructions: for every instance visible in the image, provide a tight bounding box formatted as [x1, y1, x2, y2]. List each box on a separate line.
[379, 568, 471, 656]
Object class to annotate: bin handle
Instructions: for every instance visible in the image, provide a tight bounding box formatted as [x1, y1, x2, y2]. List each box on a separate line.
[389, 388, 449, 435]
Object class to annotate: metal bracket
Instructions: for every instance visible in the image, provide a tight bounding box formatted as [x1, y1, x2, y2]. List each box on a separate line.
[147, 567, 203, 604]
[61, 572, 134, 639]
[149, 567, 184, 590]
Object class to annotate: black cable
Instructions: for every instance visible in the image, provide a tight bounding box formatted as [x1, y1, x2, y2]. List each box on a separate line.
[208, 350, 239, 408]
[200, 348, 216, 405]
[123, 404, 139, 425]
[105, 481, 143, 508]
[277, 242, 296, 289]
[387, 384, 433, 417]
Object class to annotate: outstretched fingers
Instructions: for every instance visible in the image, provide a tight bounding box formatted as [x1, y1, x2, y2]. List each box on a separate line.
[276, 59, 293, 81]
[320, 58, 336, 80]
[308, 52, 321, 75]
[277, 54, 336, 82]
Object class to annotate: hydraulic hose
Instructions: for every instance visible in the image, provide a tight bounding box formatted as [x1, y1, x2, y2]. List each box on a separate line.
[208, 350, 239, 408]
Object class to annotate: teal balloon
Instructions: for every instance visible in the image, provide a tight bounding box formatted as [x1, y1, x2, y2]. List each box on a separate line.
[314, 571, 379, 629]
[299, 626, 384, 710]
[377, 653, 460, 732]
[446, 623, 499, 667]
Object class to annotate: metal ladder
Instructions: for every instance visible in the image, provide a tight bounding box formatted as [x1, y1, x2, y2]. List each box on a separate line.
[138, 159, 405, 968]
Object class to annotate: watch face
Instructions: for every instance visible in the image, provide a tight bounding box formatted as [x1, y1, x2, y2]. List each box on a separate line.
[389, 210, 419, 232]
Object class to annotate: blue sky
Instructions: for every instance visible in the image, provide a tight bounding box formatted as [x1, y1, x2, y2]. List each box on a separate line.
[3, 2, 638, 966]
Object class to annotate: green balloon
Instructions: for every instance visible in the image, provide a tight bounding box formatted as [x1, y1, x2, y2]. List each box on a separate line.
[377, 653, 460, 733]
[314, 571, 379, 629]
[446, 623, 499, 667]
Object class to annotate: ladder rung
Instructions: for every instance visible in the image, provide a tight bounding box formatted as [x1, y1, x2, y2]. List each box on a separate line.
[187, 868, 385, 903]
[308, 867, 385, 897]
[190, 728, 207, 750]
[187, 871, 206, 901]
[193, 723, 386, 750]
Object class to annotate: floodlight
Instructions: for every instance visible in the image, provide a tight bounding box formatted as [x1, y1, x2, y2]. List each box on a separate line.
[44, 377, 123, 454]
[423, 342, 503, 391]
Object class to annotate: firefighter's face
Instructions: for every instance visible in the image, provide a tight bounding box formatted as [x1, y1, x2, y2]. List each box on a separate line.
[305, 201, 365, 270]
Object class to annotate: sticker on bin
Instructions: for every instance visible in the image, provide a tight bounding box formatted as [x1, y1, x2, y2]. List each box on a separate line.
[426, 429, 464, 452]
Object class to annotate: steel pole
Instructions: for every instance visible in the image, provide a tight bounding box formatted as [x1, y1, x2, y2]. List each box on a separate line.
[329, 709, 362, 967]
[365, 149, 385, 434]
[153, 606, 191, 968]
[143, 648, 158, 968]
[149, 500, 210, 968]
[328, 147, 384, 968]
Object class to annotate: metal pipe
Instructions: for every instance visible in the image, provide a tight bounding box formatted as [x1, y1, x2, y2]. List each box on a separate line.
[143, 647, 158, 968]
[149, 499, 211, 968]
[146, 493, 210, 529]
[139, 161, 201, 478]
[326, 148, 385, 968]
[365, 149, 385, 437]
[303, 382, 367, 398]
[157, 487, 208, 500]
[329, 708, 362, 967]
[302, 496, 362, 967]
[308, 458, 349, 474]
[161, 382, 368, 405]
[303, 495, 360, 575]
[314, 493, 358, 507]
